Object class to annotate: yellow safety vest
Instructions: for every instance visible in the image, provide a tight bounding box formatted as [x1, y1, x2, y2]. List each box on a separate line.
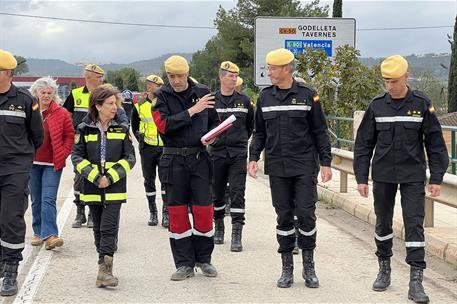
[72, 87, 90, 113]
[134, 98, 163, 146]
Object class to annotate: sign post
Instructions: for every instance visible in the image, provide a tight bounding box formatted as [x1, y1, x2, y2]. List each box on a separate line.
[255, 17, 356, 86]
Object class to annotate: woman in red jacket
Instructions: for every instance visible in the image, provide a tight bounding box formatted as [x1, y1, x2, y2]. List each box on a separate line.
[29, 77, 74, 250]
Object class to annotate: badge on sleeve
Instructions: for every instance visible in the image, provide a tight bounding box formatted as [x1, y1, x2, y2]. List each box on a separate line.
[312, 95, 320, 103]
[428, 105, 435, 113]
[74, 133, 80, 144]
[32, 102, 39, 111]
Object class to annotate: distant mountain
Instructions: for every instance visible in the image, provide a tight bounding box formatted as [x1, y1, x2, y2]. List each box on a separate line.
[25, 53, 451, 82]
[24, 53, 193, 77]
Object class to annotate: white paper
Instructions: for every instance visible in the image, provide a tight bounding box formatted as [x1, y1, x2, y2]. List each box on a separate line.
[202, 114, 236, 141]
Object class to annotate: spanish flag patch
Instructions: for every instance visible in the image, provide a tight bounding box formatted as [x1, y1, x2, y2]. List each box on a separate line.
[32, 103, 39, 111]
[428, 105, 435, 113]
[312, 95, 320, 103]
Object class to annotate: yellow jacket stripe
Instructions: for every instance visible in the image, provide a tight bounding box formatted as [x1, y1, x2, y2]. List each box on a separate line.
[72, 87, 90, 109]
[134, 99, 163, 146]
[84, 134, 98, 142]
[107, 133, 126, 140]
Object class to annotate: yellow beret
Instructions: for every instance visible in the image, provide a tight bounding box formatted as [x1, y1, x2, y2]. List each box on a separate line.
[146, 74, 164, 85]
[220, 61, 240, 73]
[266, 48, 295, 66]
[164, 55, 189, 74]
[381, 55, 408, 78]
[84, 64, 105, 75]
[236, 76, 243, 87]
[0, 49, 17, 70]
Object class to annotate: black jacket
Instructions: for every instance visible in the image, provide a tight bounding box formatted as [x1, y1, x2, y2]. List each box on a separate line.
[354, 89, 449, 185]
[209, 90, 254, 158]
[72, 115, 136, 205]
[0, 84, 43, 176]
[153, 80, 219, 148]
[249, 80, 332, 177]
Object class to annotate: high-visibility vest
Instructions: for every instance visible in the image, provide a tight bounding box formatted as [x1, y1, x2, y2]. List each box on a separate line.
[134, 98, 163, 147]
[72, 87, 90, 113]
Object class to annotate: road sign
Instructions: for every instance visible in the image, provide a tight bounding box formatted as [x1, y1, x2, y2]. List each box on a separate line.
[255, 17, 356, 86]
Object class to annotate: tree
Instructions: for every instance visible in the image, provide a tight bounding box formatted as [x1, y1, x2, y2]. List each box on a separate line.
[411, 71, 447, 114]
[105, 68, 141, 92]
[13, 55, 29, 75]
[448, 16, 457, 112]
[296, 45, 384, 146]
[332, 0, 342, 17]
[190, 0, 329, 90]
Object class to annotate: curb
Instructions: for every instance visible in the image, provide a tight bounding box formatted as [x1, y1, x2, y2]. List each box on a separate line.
[317, 185, 457, 267]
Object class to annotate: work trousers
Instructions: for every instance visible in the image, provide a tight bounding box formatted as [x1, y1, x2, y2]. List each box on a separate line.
[140, 144, 167, 213]
[89, 203, 122, 261]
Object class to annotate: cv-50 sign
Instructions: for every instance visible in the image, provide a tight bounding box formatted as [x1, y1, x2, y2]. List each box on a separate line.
[255, 17, 356, 86]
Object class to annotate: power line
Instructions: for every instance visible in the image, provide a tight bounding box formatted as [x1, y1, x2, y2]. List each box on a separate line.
[0, 12, 453, 32]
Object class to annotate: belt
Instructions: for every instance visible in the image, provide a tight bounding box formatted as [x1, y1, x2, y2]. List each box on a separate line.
[162, 146, 205, 156]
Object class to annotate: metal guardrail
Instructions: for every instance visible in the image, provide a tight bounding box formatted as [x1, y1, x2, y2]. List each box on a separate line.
[328, 116, 457, 175]
[330, 147, 457, 228]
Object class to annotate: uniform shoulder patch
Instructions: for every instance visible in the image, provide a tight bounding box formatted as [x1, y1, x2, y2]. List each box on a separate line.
[312, 95, 320, 103]
[74, 133, 80, 144]
[428, 104, 436, 113]
[32, 102, 39, 111]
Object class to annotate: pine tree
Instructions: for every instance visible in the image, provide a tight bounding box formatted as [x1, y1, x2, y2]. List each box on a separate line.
[332, 0, 342, 18]
[448, 16, 457, 112]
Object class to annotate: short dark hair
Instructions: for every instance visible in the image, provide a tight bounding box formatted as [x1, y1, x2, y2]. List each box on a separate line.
[88, 84, 118, 121]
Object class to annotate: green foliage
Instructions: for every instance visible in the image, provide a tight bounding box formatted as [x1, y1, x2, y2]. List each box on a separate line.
[13, 56, 29, 75]
[105, 67, 141, 92]
[332, 0, 342, 17]
[448, 16, 457, 112]
[410, 71, 447, 114]
[190, 0, 329, 90]
[296, 45, 384, 145]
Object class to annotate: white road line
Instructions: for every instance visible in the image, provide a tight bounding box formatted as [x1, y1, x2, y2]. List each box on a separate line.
[12, 190, 75, 304]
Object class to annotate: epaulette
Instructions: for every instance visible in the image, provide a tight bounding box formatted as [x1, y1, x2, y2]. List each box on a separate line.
[372, 92, 387, 101]
[412, 90, 432, 105]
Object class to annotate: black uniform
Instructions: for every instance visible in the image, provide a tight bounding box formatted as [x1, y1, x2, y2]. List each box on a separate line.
[209, 90, 254, 225]
[72, 115, 136, 260]
[0, 84, 43, 262]
[153, 80, 219, 268]
[249, 80, 331, 253]
[131, 97, 167, 216]
[354, 89, 448, 269]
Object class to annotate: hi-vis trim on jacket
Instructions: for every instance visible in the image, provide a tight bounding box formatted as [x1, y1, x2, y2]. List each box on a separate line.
[405, 241, 425, 247]
[74, 108, 88, 112]
[298, 227, 316, 236]
[276, 228, 296, 236]
[0, 238, 25, 249]
[80, 193, 127, 203]
[169, 228, 193, 240]
[229, 208, 245, 213]
[134, 99, 163, 146]
[216, 108, 249, 113]
[0, 110, 26, 118]
[375, 116, 423, 123]
[374, 232, 394, 241]
[262, 105, 311, 112]
[72, 87, 90, 110]
[214, 204, 226, 211]
[193, 228, 215, 237]
[85, 134, 98, 142]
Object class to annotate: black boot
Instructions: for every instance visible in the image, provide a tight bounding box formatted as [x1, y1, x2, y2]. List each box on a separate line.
[372, 258, 391, 291]
[162, 207, 169, 228]
[214, 219, 225, 244]
[0, 261, 4, 278]
[230, 223, 243, 252]
[148, 212, 158, 226]
[72, 206, 86, 228]
[302, 250, 319, 288]
[277, 252, 294, 288]
[1, 262, 18, 297]
[408, 267, 429, 303]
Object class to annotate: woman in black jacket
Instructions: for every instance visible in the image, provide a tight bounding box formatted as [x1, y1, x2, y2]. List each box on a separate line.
[72, 84, 135, 288]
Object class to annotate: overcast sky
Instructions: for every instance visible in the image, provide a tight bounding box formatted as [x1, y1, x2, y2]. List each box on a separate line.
[1, 0, 456, 63]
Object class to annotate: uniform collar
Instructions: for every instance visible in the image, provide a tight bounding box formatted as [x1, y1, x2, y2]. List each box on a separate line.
[82, 86, 89, 93]
[385, 88, 413, 110]
[0, 84, 17, 106]
[216, 90, 236, 106]
[272, 79, 298, 100]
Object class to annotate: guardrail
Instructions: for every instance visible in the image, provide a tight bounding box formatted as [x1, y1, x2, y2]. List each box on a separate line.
[330, 147, 457, 227]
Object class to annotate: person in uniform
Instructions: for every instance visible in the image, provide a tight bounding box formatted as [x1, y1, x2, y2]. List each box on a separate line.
[131, 74, 169, 227]
[209, 61, 254, 251]
[0, 49, 44, 296]
[64, 64, 104, 228]
[235, 76, 243, 92]
[354, 55, 449, 304]
[248, 48, 332, 289]
[72, 84, 135, 288]
[153, 55, 219, 281]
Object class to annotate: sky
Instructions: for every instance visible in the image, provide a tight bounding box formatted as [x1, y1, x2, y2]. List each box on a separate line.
[0, 0, 456, 64]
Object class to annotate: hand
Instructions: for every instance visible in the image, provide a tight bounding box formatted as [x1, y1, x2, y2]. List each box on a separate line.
[248, 161, 258, 179]
[188, 94, 215, 117]
[98, 176, 110, 189]
[357, 184, 369, 198]
[428, 184, 441, 197]
[201, 137, 215, 146]
[320, 166, 332, 182]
